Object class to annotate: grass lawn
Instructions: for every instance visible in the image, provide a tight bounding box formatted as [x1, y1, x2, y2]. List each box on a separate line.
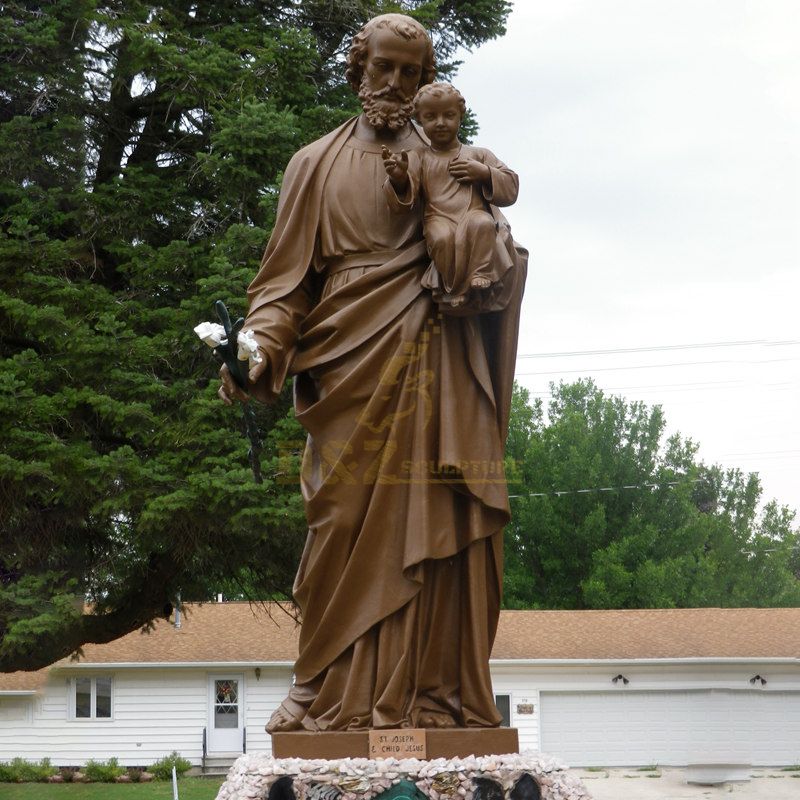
[0, 778, 225, 800]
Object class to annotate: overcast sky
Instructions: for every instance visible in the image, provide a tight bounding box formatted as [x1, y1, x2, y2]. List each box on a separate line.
[454, 0, 800, 515]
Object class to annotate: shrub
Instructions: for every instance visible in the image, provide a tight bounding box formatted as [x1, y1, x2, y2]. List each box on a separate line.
[59, 767, 77, 782]
[83, 757, 125, 782]
[149, 751, 192, 781]
[0, 758, 57, 782]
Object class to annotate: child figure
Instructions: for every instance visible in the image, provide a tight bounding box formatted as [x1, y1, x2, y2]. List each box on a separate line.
[382, 82, 519, 306]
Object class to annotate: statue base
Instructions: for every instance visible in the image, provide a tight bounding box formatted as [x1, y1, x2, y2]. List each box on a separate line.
[272, 728, 520, 760]
[214, 751, 593, 800]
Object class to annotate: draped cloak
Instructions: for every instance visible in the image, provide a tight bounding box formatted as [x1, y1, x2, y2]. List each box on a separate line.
[244, 117, 528, 730]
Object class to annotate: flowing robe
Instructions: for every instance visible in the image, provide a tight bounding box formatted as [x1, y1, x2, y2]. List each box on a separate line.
[244, 117, 527, 730]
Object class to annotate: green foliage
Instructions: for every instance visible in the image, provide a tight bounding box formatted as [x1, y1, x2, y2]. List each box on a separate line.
[0, 1, 511, 670]
[83, 758, 125, 783]
[0, 758, 57, 783]
[148, 751, 192, 781]
[505, 381, 800, 609]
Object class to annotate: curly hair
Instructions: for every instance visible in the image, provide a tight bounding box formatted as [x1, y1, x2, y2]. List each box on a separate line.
[345, 14, 436, 93]
[412, 82, 466, 118]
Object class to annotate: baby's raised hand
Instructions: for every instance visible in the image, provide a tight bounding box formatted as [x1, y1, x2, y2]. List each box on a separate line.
[381, 146, 409, 188]
[449, 157, 491, 185]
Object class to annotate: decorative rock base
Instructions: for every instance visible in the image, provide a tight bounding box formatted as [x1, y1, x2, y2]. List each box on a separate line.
[214, 752, 593, 800]
[272, 729, 520, 760]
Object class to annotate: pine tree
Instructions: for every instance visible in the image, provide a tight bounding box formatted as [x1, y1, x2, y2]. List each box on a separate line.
[0, 1, 512, 671]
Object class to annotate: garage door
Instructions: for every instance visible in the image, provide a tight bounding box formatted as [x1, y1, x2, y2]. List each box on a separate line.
[540, 690, 800, 767]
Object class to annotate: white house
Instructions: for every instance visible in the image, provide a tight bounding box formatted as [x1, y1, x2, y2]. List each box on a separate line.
[1, 603, 799, 769]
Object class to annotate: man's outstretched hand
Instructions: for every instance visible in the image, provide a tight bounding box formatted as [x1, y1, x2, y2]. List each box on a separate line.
[381, 145, 410, 191]
[218, 358, 266, 406]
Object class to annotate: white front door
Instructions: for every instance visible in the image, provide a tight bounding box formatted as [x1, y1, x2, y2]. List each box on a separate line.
[207, 674, 244, 753]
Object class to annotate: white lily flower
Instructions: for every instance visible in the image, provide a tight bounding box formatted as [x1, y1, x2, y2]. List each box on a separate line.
[237, 329, 264, 369]
[194, 321, 227, 348]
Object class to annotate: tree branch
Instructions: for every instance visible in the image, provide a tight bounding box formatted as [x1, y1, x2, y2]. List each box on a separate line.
[0, 552, 181, 672]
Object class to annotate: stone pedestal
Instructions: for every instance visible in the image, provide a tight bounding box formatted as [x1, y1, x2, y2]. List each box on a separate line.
[272, 729, 520, 760]
[214, 752, 593, 800]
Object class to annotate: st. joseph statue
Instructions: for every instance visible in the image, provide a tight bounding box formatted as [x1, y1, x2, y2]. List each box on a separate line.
[219, 13, 527, 734]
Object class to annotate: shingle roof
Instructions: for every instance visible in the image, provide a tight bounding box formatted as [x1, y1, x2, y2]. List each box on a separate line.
[491, 607, 800, 660]
[0, 671, 49, 693]
[68, 602, 302, 664]
[2, 604, 798, 692]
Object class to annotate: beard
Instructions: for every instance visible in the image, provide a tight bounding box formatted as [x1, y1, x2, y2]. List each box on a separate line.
[358, 77, 415, 131]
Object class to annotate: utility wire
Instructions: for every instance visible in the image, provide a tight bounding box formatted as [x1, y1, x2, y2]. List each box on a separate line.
[516, 356, 800, 377]
[516, 339, 800, 360]
[524, 382, 796, 397]
[508, 478, 702, 499]
[722, 449, 800, 457]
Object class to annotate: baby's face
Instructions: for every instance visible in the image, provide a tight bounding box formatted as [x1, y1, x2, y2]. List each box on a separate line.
[416, 94, 461, 148]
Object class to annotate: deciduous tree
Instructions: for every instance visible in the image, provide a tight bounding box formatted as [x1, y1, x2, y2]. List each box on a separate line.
[504, 381, 800, 609]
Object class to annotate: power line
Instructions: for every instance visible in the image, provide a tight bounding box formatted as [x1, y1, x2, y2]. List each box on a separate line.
[524, 379, 743, 393]
[516, 356, 800, 377]
[522, 381, 797, 397]
[508, 478, 702, 499]
[720, 453, 800, 463]
[515, 339, 800, 360]
[721, 449, 800, 458]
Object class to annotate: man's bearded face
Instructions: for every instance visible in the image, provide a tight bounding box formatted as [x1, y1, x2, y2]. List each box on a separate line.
[358, 75, 415, 131]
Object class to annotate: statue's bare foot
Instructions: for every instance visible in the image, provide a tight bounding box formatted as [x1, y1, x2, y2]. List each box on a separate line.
[417, 710, 458, 728]
[470, 277, 492, 289]
[449, 295, 466, 307]
[266, 703, 304, 733]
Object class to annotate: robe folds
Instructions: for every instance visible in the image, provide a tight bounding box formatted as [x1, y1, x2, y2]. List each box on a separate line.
[244, 117, 528, 731]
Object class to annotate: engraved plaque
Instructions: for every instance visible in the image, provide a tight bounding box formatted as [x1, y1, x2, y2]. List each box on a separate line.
[516, 703, 534, 715]
[369, 728, 427, 759]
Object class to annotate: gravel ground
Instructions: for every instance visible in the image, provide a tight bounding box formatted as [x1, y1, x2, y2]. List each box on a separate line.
[576, 767, 800, 799]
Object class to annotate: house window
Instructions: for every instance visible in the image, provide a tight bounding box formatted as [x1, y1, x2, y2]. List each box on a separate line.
[70, 677, 113, 719]
[495, 693, 511, 727]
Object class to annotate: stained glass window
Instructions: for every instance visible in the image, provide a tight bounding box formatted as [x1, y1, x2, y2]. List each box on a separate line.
[214, 679, 239, 729]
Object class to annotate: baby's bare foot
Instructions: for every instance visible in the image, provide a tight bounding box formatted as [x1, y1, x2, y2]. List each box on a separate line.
[471, 277, 492, 289]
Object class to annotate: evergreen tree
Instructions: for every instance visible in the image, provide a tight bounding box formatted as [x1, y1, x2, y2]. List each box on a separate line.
[0, 1, 511, 671]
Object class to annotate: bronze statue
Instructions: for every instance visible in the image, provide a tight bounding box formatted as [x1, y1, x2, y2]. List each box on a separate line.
[382, 82, 519, 307]
[219, 13, 527, 734]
